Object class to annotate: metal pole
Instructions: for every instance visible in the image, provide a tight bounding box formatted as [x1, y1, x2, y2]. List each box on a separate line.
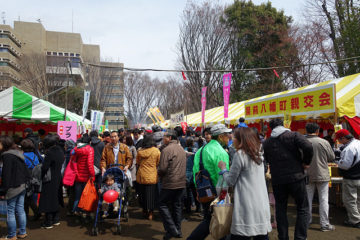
[64, 59, 72, 121]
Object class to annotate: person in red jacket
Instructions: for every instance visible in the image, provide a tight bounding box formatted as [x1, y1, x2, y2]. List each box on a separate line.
[72, 134, 95, 214]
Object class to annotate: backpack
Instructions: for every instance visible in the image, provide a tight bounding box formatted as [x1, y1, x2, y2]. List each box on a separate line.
[25, 154, 50, 194]
[195, 146, 217, 203]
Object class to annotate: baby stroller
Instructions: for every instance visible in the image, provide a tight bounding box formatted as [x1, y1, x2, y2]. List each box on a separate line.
[91, 164, 129, 236]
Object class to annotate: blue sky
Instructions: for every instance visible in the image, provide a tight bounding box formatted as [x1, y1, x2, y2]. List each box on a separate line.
[3, 0, 306, 79]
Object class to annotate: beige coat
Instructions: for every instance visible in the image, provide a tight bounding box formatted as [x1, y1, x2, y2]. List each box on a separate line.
[306, 135, 335, 182]
[136, 147, 160, 185]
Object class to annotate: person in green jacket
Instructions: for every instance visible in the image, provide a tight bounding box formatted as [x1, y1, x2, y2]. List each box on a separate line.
[187, 124, 231, 240]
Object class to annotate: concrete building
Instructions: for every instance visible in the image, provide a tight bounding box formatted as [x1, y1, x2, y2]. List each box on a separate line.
[0, 21, 124, 129]
[0, 25, 22, 91]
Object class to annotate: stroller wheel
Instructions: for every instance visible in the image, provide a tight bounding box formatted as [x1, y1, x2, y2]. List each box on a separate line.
[91, 227, 98, 236]
[116, 225, 121, 235]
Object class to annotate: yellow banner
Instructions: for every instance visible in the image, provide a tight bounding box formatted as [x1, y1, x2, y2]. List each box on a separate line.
[153, 107, 165, 123]
[245, 84, 336, 120]
[147, 111, 156, 124]
[149, 108, 160, 123]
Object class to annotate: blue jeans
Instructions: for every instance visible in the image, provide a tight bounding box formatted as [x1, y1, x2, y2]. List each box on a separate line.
[7, 190, 27, 238]
[73, 181, 86, 212]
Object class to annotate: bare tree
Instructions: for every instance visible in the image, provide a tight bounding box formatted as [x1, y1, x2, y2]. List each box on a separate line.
[176, 1, 231, 113]
[305, 0, 360, 77]
[285, 21, 335, 88]
[19, 53, 49, 98]
[124, 72, 160, 127]
[155, 75, 185, 119]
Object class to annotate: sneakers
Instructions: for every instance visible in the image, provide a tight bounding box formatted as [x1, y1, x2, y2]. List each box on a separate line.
[320, 224, 335, 232]
[344, 220, 360, 228]
[17, 233, 28, 239]
[53, 222, 60, 226]
[41, 223, 53, 229]
[102, 211, 109, 218]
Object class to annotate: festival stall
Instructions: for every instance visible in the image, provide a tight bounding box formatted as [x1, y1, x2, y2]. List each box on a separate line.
[0, 86, 91, 137]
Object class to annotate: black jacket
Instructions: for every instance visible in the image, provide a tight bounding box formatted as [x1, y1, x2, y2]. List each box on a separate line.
[1, 150, 31, 194]
[39, 145, 64, 213]
[263, 130, 313, 185]
[91, 137, 105, 169]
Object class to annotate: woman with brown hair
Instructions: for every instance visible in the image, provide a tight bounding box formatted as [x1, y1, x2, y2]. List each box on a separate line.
[136, 134, 160, 220]
[218, 127, 271, 240]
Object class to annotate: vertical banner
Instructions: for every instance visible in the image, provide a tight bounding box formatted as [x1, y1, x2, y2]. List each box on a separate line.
[223, 73, 232, 119]
[147, 111, 156, 124]
[149, 108, 160, 123]
[153, 107, 165, 123]
[105, 120, 109, 130]
[58, 121, 77, 142]
[82, 90, 91, 121]
[201, 87, 207, 125]
[91, 110, 104, 131]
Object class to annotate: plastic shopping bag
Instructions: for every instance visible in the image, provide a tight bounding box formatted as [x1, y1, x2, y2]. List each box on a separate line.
[209, 193, 233, 240]
[78, 179, 98, 212]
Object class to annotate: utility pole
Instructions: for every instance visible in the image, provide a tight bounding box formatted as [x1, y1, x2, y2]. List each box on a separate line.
[64, 59, 72, 121]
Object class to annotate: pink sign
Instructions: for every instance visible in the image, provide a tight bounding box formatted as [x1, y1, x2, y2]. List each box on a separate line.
[201, 87, 207, 124]
[57, 121, 77, 142]
[223, 73, 232, 119]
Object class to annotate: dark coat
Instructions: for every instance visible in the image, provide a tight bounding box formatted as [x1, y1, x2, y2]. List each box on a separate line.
[263, 131, 313, 185]
[158, 140, 187, 189]
[91, 137, 105, 169]
[0, 150, 30, 195]
[39, 145, 64, 213]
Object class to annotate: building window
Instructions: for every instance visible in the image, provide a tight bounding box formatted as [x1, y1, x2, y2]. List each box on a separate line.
[104, 103, 123, 108]
[76, 53, 80, 57]
[105, 94, 123, 99]
[47, 52, 51, 55]
[0, 48, 8, 52]
[70, 53, 74, 57]
[105, 112, 122, 116]
[64, 53, 69, 56]
[0, 34, 8, 38]
[0, 62, 8, 66]
[59, 52, 63, 56]
[52, 52, 57, 56]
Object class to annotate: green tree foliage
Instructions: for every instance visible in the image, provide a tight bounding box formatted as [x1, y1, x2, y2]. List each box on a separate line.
[223, 0, 298, 101]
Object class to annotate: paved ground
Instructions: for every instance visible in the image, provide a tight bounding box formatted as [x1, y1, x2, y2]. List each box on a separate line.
[0, 201, 359, 239]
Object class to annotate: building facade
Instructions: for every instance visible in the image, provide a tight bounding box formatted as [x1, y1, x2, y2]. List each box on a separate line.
[0, 21, 124, 129]
[0, 25, 22, 91]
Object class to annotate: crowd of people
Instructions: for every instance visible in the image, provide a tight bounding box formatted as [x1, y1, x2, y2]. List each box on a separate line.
[0, 118, 359, 240]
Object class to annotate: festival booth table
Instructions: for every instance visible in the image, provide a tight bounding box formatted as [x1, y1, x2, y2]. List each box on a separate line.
[184, 73, 360, 206]
[244, 72, 360, 207]
[0, 86, 91, 137]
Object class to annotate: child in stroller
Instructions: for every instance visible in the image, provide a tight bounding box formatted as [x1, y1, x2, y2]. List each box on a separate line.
[98, 174, 120, 218]
[91, 164, 129, 235]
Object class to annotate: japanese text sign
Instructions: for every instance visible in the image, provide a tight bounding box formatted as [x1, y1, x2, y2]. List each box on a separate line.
[245, 84, 335, 120]
[223, 73, 232, 119]
[201, 87, 207, 124]
[57, 121, 77, 142]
